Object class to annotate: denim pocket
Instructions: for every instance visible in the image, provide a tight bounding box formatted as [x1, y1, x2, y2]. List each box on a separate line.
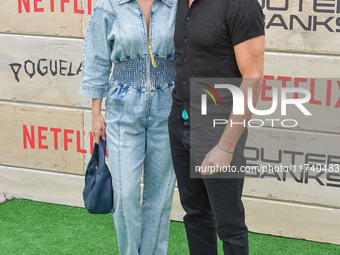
[105, 82, 121, 108]
[106, 83, 120, 100]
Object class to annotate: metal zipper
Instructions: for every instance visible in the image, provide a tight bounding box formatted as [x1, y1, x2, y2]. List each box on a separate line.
[145, 6, 156, 116]
[135, 2, 156, 116]
[146, 38, 151, 116]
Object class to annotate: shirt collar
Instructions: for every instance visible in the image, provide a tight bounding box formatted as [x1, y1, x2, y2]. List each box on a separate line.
[117, 0, 172, 7]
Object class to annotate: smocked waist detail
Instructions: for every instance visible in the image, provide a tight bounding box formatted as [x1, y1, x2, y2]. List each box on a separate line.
[110, 57, 176, 91]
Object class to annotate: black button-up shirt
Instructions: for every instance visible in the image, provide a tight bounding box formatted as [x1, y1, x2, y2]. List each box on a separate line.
[172, 0, 265, 120]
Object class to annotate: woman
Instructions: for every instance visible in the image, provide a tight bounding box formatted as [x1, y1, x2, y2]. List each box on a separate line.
[79, 0, 177, 254]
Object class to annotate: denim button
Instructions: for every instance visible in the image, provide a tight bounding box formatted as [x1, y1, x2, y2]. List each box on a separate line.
[184, 58, 188, 64]
[186, 16, 191, 21]
[182, 81, 187, 86]
[184, 38, 188, 44]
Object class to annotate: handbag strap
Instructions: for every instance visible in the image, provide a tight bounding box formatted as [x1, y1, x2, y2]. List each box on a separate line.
[98, 137, 107, 167]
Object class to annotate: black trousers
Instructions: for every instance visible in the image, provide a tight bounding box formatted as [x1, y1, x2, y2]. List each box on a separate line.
[168, 111, 249, 255]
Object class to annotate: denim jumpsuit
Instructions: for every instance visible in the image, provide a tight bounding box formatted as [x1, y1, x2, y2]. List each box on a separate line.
[79, 0, 177, 254]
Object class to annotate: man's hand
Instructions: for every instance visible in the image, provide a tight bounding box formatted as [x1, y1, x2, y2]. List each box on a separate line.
[200, 145, 233, 175]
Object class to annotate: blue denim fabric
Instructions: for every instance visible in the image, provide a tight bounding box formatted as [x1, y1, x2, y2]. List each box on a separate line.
[79, 0, 177, 98]
[79, 0, 177, 254]
[105, 70, 176, 254]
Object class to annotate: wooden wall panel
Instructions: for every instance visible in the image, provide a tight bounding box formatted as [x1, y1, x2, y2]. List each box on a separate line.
[0, 101, 84, 175]
[0, 165, 85, 207]
[261, 0, 340, 55]
[264, 52, 340, 78]
[243, 177, 340, 209]
[2, 0, 340, 55]
[244, 197, 340, 245]
[243, 127, 340, 208]
[251, 77, 340, 134]
[2, 34, 340, 112]
[0, 34, 92, 108]
[0, 0, 84, 37]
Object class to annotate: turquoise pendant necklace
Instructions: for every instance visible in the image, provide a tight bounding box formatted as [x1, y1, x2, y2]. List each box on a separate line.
[182, 108, 189, 120]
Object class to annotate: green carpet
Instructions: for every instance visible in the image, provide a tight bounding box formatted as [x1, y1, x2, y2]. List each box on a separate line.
[0, 199, 339, 255]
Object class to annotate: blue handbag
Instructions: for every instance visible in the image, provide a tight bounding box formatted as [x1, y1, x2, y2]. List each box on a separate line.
[83, 137, 113, 214]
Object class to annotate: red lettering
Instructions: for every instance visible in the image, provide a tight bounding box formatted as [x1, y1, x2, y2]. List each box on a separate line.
[50, 0, 54, 12]
[23, 125, 35, 149]
[18, 0, 30, 13]
[261, 75, 275, 101]
[335, 81, 340, 108]
[326, 80, 332, 107]
[74, 0, 84, 14]
[50, 127, 61, 150]
[309, 79, 322, 105]
[77, 130, 87, 153]
[38, 126, 48, 149]
[64, 129, 73, 151]
[278, 76, 291, 88]
[61, 0, 69, 12]
[18, 0, 93, 14]
[88, 0, 92, 15]
[34, 0, 44, 12]
[294, 77, 307, 99]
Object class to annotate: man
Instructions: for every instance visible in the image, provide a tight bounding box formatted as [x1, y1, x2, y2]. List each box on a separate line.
[168, 0, 265, 254]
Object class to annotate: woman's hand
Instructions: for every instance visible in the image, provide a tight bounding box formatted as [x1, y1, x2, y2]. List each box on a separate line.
[92, 99, 106, 145]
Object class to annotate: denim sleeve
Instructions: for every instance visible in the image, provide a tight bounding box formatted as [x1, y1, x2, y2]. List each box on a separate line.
[79, 6, 114, 99]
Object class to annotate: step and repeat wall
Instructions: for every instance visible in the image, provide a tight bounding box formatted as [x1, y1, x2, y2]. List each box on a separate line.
[1, 0, 340, 245]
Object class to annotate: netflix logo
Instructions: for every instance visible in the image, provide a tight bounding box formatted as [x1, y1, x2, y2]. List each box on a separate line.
[22, 124, 106, 156]
[18, 0, 93, 15]
[262, 76, 340, 109]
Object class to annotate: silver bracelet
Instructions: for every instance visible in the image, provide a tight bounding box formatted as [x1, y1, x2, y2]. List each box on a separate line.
[217, 143, 234, 154]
